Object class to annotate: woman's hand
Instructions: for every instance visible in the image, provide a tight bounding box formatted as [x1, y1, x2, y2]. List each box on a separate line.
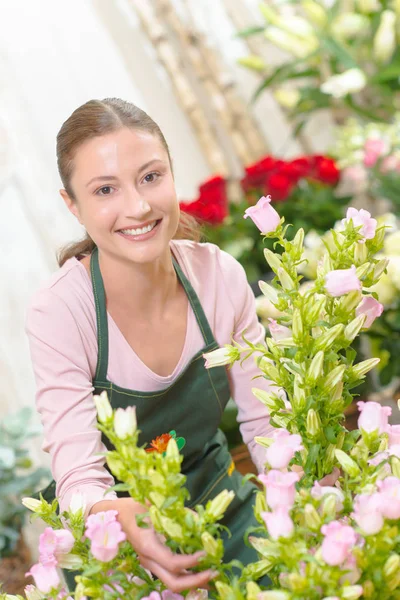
[291, 465, 340, 486]
[90, 497, 215, 593]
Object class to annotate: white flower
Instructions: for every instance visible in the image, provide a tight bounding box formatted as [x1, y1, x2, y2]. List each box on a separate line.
[114, 406, 137, 439]
[264, 27, 317, 58]
[21, 497, 42, 513]
[93, 390, 112, 423]
[332, 14, 370, 40]
[203, 347, 239, 368]
[373, 10, 396, 63]
[321, 68, 367, 98]
[69, 491, 87, 515]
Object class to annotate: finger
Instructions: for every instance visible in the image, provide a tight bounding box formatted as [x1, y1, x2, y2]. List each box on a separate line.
[139, 532, 205, 573]
[141, 558, 215, 593]
[319, 467, 340, 487]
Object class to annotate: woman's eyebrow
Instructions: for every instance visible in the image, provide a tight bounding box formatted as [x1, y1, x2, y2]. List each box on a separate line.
[85, 159, 166, 188]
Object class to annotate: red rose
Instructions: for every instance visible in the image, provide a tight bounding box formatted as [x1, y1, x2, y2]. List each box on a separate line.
[310, 156, 340, 186]
[287, 157, 313, 180]
[241, 156, 281, 191]
[265, 173, 293, 201]
[180, 175, 228, 226]
[199, 175, 227, 207]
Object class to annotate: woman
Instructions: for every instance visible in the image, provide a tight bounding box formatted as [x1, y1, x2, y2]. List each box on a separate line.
[25, 98, 275, 592]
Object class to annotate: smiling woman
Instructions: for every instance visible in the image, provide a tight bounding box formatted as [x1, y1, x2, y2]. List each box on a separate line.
[25, 97, 276, 594]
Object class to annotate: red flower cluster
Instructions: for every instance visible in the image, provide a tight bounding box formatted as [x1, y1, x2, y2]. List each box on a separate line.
[179, 154, 340, 225]
[242, 154, 340, 201]
[179, 175, 228, 225]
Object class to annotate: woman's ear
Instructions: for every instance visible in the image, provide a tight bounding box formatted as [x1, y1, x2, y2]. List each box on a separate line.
[60, 189, 82, 224]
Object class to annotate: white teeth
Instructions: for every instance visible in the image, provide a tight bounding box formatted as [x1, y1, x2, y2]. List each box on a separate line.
[120, 221, 157, 236]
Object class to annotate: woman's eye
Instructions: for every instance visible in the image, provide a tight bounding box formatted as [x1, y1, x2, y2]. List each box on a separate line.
[143, 172, 160, 184]
[96, 186, 114, 196]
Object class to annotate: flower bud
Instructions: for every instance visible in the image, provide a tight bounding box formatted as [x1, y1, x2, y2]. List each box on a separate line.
[21, 497, 42, 513]
[391, 456, 400, 478]
[293, 375, 306, 411]
[307, 296, 326, 324]
[259, 280, 279, 303]
[314, 324, 344, 351]
[257, 591, 290, 600]
[354, 241, 368, 264]
[254, 491, 268, 524]
[340, 290, 362, 313]
[238, 55, 266, 71]
[201, 532, 222, 559]
[304, 503, 321, 530]
[362, 580, 374, 598]
[335, 449, 360, 477]
[286, 573, 307, 592]
[301, 0, 327, 26]
[203, 346, 240, 368]
[69, 491, 87, 516]
[94, 390, 113, 423]
[341, 585, 363, 599]
[330, 381, 344, 403]
[308, 351, 324, 383]
[106, 453, 126, 480]
[356, 262, 371, 280]
[292, 227, 305, 254]
[258, 360, 281, 383]
[249, 535, 277, 558]
[264, 248, 282, 274]
[373, 258, 389, 280]
[57, 554, 84, 570]
[160, 516, 184, 541]
[242, 559, 273, 580]
[292, 309, 303, 340]
[373, 10, 396, 63]
[114, 406, 137, 439]
[149, 505, 163, 530]
[306, 409, 321, 437]
[384, 553, 400, 579]
[344, 314, 367, 342]
[350, 357, 380, 379]
[278, 267, 295, 291]
[25, 587, 46, 600]
[246, 582, 262, 600]
[252, 387, 280, 411]
[206, 490, 235, 520]
[322, 494, 339, 519]
[324, 364, 346, 391]
[166, 437, 180, 462]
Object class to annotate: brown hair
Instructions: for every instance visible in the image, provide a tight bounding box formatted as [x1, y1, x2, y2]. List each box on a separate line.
[57, 98, 201, 266]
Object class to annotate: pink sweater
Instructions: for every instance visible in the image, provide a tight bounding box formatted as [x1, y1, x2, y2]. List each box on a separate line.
[25, 240, 274, 516]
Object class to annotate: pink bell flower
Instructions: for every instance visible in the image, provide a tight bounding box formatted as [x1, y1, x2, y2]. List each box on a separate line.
[352, 493, 384, 535]
[243, 195, 280, 233]
[26, 557, 60, 594]
[268, 318, 292, 341]
[321, 521, 357, 566]
[265, 430, 303, 469]
[258, 470, 300, 510]
[357, 401, 391, 434]
[342, 207, 377, 241]
[311, 482, 344, 512]
[355, 296, 383, 329]
[377, 477, 400, 520]
[387, 424, 400, 447]
[325, 266, 361, 297]
[363, 138, 388, 168]
[85, 515, 126, 562]
[261, 508, 294, 540]
[38, 527, 75, 564]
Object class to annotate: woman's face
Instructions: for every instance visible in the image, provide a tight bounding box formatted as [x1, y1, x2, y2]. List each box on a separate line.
[63, 127, 180, 265]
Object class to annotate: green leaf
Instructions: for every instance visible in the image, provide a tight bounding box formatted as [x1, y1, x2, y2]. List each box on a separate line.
[304, 444, 321, 474]
[324, 426, 337, 444]
[236, 26, 265, 38]
[162, 496, 179, 510]
[320, 36, 358, 69]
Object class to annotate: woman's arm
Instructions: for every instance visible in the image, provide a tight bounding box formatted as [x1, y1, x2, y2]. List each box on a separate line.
[25, 289, 117, 517]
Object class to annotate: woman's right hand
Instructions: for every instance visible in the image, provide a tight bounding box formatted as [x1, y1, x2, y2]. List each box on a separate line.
[90, 497, 215, 593]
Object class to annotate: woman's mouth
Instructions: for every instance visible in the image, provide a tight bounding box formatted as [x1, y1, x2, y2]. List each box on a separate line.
[117, 219, 161, 241]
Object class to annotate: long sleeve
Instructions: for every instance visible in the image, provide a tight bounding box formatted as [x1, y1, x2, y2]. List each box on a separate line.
[216, 250, 276, 473]
[25, 289, 117, 517]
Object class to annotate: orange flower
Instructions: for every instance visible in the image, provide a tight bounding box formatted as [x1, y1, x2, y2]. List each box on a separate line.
[146, 433, 173, 454]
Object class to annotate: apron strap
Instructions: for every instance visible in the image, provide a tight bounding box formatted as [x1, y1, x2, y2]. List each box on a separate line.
[90, 247, 217, 382]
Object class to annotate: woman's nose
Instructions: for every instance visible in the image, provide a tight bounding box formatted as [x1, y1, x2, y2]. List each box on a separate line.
[124, 189, 151, 217]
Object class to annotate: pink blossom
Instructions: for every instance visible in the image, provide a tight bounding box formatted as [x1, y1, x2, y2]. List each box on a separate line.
[381, 155, 400, 173]
[258, 470, 300, 510]
[363, 138, 388, 167]
[377, 477, 400, 519]
[261, 508, 294, 540]
[162, 592, 185, 600]
[142, 594, 162, 600]
[85, 518, 126, 562]
[368, 451, 389, 466]
[186, 591, 208, 600]
[321, 521, 357, 566]
[268, 318, 292, 341]
[343, 207, 377, 241]
[340, 554, 361, 585]
[357, 401, 391, 434]
[38, 527, 75, 564]
[387, 424, 400, 447]
[356, 297, 383, 328]
[325, 265, 361, 297]
[265, 430, 303, 469]
[389, 444, 400, 458]
[352, 493, 384, 535]
[243, 195, 280, 233]
[311, 482, 344, 512]
[85, 510, 119, 536]
[26, 557, 60, 593]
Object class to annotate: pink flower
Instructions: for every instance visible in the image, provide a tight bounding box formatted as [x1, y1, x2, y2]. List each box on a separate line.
[243, 195, 280, 233]
[142, 594, 162, 600]
[311, 482, 344, 512]
[85, 516, 126, 562]
[389, 444, 400, 458]
[258, 470, 300, 510]
[38, 527, 75, 564]
[340, 554, 361, 585]
[325, 265, 361, 297]
[321, 521, 357, 566]
[85, 510, 119, 536]
[368, 451, 389, 466]
[265, 430, 303, 469]
[363, 138, 388, 167]
[268, 318, 292, 341]
[261, 508, 294, 540]
[26, 557, 60, 593]
[343, 207, 377, 241]
[186, 591, 208, 600]
[381, 155, 400, 173]
[352, 493, 384, 535]
[387, 424, 400, 447]
[162, 592, 185, 600]
[355, 296, 383, 329]
[377, 477, 400, 519]
[342, 165, 368, 193]
[357, 401, 391, 434]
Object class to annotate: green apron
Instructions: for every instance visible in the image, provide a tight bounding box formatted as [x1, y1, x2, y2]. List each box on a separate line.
[40, 247, 264, 591]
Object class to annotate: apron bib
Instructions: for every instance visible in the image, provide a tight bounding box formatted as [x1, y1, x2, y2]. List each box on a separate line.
[39, 247, 265, 591]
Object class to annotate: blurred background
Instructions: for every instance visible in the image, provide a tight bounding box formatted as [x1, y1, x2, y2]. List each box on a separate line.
[2, 0, 400, 591]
